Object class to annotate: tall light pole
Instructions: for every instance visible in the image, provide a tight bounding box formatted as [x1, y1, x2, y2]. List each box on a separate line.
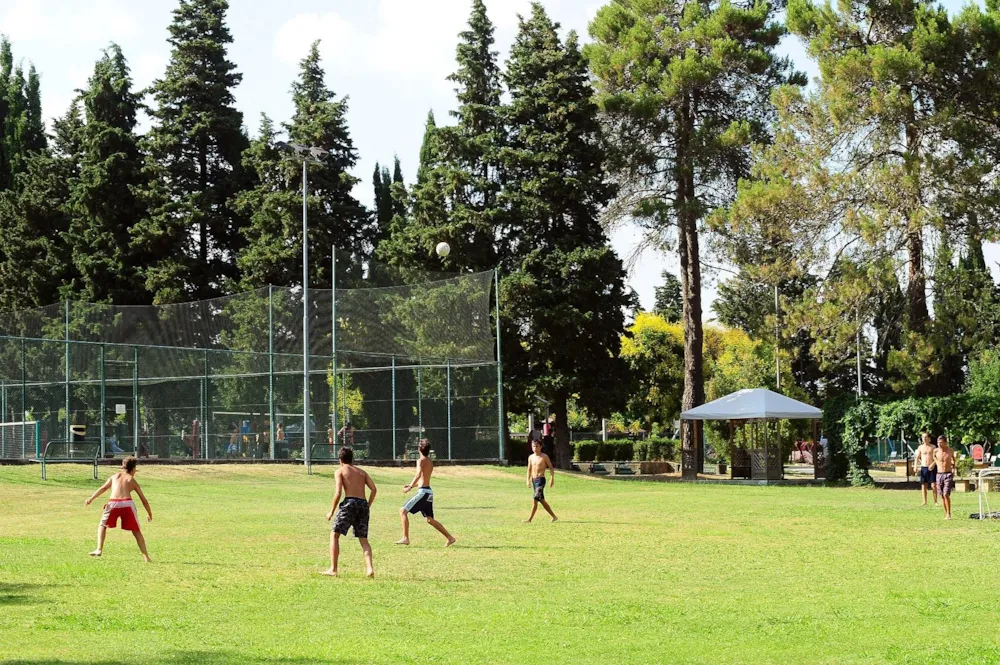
[276, 141, 329, 474]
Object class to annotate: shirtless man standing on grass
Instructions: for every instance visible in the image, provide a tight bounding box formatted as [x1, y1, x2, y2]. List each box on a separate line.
[323, 446, 377, 578]
[84, 456, 152, 561]
[934, 436, 956, 520]
[525, 440, 557, 523]
[915, 432, 938, 506]
[397, 440, 456, 547]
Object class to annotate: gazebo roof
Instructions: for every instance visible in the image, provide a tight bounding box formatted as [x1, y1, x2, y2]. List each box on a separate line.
[680, 388, 822, 421]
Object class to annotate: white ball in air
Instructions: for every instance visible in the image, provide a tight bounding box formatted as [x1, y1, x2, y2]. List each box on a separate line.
[436, 242, 451, 258]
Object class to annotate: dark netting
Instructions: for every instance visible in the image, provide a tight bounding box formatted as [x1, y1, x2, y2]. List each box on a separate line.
[0, 252, 502, 462]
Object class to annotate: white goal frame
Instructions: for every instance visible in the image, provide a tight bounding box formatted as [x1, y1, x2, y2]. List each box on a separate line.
[976, 468, 1000, 519]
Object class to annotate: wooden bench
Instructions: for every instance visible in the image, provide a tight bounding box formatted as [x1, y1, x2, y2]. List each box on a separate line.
[37, 440, 101, 481]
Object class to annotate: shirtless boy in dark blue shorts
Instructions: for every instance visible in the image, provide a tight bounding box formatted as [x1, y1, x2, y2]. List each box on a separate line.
[323, 446, 377, 577]
[397, 440, 456, 546]
[526, 440, 557, 523]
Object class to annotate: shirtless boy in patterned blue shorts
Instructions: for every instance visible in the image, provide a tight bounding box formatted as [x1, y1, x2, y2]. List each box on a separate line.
[323, 446, 377, 577]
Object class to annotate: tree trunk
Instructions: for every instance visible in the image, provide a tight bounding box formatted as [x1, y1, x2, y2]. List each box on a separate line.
[678, 97, 704, 480]
[904, 120, 929, 333]
[552, 392, 572, 470]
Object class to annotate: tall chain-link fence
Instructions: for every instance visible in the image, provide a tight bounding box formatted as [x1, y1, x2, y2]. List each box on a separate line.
[0, 254, 502, 463]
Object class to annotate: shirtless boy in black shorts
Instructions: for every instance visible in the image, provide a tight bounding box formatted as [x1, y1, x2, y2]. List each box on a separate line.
[526, 440, 557, 523]
[323, 447, 377, 577]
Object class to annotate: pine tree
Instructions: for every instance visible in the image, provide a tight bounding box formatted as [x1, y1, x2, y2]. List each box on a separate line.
[238, 42, 369, 290]
[234, 114, 297, 289]
[653, 271, 682, 322]
[589, 0, 800, 476]
[134, 0, 250, 303]
[69, 45, 148, 304]
[502, 5, 633, 467]
[0, 102, 82, 309]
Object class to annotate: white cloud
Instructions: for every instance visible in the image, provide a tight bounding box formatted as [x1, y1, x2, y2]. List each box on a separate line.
[1, 0, 139, 45]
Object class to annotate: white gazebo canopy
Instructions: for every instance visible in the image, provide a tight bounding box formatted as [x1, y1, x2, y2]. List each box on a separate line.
[680, 388, 821, 421]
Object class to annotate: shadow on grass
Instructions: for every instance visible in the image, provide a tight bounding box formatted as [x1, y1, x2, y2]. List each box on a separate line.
[0, 583, 49, 606]
[3, 651, 351, 665]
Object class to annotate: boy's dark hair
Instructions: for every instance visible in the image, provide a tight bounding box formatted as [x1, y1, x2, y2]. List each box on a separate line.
[418, 439, 431, 456]
[122, 456, 137, 474]
[339, 446, 354, 464]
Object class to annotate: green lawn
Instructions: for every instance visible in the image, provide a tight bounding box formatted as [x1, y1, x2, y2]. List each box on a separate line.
[1, 464, 999, 665]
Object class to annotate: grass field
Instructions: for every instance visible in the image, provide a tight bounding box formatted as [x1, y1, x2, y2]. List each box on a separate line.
[2, 464, 1000, 665]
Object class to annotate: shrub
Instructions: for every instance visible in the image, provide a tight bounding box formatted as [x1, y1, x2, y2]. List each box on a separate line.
[573, 440, 600, 462]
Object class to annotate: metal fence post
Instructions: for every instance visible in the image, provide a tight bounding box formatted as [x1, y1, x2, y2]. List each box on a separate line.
[446, 360, 452, 460]
[20, 338, 27, 453]
[494, 269, 505, 461]
[268, 285, 276, 460]
[391, 356, 397, 459]
[417, 365, 423, 443]
[203, 350, 209, 458]
[331, 252, 338, 451]
[99, 344, 106, 458]
[132, 346, 139, 455]
[64, 299, 70, 442]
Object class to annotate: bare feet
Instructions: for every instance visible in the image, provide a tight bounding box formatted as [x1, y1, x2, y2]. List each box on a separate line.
[143, 555, 152, 563]
[445, 537, 457, 547]
[395, 538, 409, 546]
[523, 519, 532, 523]
[88, 550, 102, 557]
[945, 515, 952, 520]
[320, 568, 338, 577]
[366, 570, 375, 578]
[921, 501, 927, 506]
[551, 516, 558, 523]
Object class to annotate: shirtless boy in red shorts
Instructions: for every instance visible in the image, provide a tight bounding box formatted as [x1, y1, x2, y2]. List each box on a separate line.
[85, 456, 153, 561]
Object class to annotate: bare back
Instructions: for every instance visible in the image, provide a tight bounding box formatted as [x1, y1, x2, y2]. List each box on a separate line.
[108, 471, 139, 500]
[415, 456, 433, 488]
[528, 453, 552, 479]
[338, 464, 371, 499]
[935, 447, 956, 473]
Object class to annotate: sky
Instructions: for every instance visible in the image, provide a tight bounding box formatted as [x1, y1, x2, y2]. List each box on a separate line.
[0, 0, 985, 317]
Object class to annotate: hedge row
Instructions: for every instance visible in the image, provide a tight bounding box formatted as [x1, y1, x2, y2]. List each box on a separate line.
[572, 437, 678, 462]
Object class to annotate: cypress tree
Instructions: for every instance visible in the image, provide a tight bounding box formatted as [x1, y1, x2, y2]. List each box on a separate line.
[4, 64, 28, 183]
[24, 65, 45, 154]
[0, 38, 12, 189]
[501, 5, 633, 467]
[69, 45, 148, 304]
[134, 0, 250, 303]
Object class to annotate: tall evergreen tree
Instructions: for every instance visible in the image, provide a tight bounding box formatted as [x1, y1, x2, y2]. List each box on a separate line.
[378, 111, 449, 275]
[653, 271, 682, 322]
[0, 38, 11, 189]
[0, 103, 82, 309]
[69, 45, 148, 304]
[502, 5, 633, 467]
[238, 42, 369, 290]
[134, 0, 250, 303]
[589, 0, 800, 476]
[4, 64, 28, 182]
[372, 161, 393, 248]
[24, 65, 46, 154]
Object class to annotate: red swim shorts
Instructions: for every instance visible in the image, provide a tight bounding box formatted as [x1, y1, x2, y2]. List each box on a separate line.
[100, 498, 140, 531]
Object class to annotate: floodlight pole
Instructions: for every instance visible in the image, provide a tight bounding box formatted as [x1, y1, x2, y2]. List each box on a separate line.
[302, 159, 311, 474]
[774, 285, 780, 390]
[391, 356, 397, 459]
